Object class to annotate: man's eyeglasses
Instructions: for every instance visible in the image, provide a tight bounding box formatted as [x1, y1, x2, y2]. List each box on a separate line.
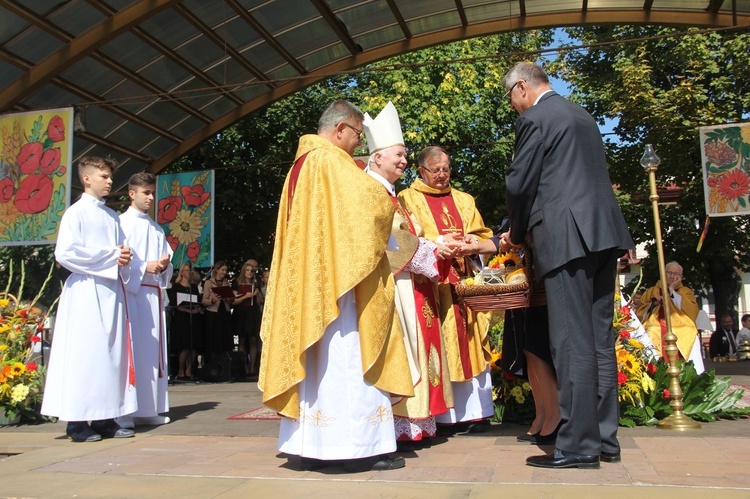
[343, 123, 365, 141]
[666, 271, 682, 277]
[504, 80, 523, 100]
[420, 165, 451, 175]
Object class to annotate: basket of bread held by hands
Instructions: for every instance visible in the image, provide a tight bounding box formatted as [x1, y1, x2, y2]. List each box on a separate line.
[455, 248, 547, 311]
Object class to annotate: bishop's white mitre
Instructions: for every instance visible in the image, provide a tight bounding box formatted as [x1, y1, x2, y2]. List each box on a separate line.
[362, 101, 404, 154]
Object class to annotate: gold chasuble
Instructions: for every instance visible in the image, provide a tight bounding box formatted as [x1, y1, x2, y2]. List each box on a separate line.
[398, 178, 494, 382]
[259, 134, 413, 418]
[637, 283, 700, 360]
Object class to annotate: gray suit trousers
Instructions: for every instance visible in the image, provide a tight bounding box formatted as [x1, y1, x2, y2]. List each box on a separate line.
[543, 248, 620, 456]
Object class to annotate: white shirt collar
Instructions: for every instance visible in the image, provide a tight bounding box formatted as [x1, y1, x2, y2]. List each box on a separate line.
[534, 89, 554, 106]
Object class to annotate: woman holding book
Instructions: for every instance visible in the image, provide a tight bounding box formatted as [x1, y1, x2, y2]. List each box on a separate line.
[202, 260, 234, 361]
[168, 263, 204, 379]
[232, 259, 263, 376]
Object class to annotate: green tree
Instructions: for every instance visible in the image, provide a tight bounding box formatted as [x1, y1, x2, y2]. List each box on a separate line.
[168, 31, 554, 271]
[553, 26, 750, 321]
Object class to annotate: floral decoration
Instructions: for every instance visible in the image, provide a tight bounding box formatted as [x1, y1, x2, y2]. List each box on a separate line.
[0, 262, 57, 423]
[701, 123, 750, 215]
[487, 289, 750, 427]
[613, 300, 657, 406]
[487, 320, 535, 424]
[157, 171, 213, 267]
[0, 110, 70, 243]
[487, 251, 522, 270]
[613, 295, 750, 427]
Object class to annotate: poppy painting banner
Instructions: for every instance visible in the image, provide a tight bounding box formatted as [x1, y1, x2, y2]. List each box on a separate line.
[0, 108, 73, 246]
[700, 122, 750, 217]
[156, 170, 214, 268]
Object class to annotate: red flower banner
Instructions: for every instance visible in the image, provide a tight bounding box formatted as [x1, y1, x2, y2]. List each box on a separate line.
[156, 171, 214, 268]
[0, 108, 72, 245]
[700, 123, 750, 217]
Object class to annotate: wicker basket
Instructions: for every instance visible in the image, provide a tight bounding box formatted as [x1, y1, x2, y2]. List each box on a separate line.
[455, 248, 547, 311]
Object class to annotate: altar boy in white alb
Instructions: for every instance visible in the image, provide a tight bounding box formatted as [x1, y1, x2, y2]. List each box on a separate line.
[42, 156, 137, 442]
[118, 172, 173, 428]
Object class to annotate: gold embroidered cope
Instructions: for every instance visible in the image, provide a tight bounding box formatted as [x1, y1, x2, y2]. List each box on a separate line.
[258, 134, 414, 418]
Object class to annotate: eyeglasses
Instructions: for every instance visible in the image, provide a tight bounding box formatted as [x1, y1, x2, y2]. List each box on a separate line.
[504, 80, 523, 100]
[420, 165, 451, 175]
[666, 271, 682, 277]
[342, 123, 365, 141]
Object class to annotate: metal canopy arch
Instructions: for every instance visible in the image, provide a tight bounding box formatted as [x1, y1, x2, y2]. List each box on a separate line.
[1, 0, 748, 189]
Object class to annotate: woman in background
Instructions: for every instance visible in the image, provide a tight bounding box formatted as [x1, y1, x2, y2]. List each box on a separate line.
[232, 259, 263, 376]
[167, 263, 204, 379]
[202, 260, 233, 362]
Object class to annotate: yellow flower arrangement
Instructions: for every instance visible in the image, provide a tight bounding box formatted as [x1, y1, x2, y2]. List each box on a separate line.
[487, 251, 522, 270]
[613, 302, 656, 406]
[0, 261, 57, 424]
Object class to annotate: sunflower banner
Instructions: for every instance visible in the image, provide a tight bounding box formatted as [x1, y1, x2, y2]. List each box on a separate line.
[156, 171, 214, 268]
[700, 122, 750, 217]
[0, 108, 73, 246]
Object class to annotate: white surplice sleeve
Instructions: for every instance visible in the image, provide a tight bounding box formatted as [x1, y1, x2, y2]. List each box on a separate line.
[402, 238, 440, 281]
[54, 201, 121, 281]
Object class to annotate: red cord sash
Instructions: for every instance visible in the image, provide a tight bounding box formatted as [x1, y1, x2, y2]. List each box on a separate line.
[142, 283, 166, 378]
[118, 277, 136, 387]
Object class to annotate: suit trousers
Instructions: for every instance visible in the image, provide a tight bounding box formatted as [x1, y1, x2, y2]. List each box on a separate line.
[543, 248, 620, 456]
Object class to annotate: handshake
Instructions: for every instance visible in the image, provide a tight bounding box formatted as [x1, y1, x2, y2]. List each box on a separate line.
[436, 230, 517, 260]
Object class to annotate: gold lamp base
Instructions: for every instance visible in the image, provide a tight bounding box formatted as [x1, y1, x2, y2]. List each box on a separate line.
[657, 412, 702, 431]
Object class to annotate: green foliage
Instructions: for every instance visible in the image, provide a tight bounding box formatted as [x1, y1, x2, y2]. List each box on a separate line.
[620, 359, 750, 426]
[554, 26, 750, 317]
[166, 32, 554, 270]
[0, 246, 64, 310]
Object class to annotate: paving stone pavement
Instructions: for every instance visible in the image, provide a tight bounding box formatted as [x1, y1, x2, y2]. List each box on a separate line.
[2, 364, 750, 498]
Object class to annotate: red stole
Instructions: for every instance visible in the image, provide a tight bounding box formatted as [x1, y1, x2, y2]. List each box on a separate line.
[390, 195, 449, 414]
[287, 152, 309, 222]
[422, 192, 473, 380]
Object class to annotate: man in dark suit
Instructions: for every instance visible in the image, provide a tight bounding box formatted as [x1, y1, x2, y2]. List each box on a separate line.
[709, 314, 738, 358]
[503, 62, 634, 469]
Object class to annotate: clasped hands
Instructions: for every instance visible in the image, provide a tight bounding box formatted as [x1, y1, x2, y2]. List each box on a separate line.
[437, 231, 519, 260]
[118, 247, 170, 273]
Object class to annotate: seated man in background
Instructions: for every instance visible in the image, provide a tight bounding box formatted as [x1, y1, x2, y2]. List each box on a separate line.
[637, 261, 703, 373]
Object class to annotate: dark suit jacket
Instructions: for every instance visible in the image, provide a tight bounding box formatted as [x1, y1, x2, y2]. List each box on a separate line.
[505, 91, 634, 278]
[709, 328, 739, 357]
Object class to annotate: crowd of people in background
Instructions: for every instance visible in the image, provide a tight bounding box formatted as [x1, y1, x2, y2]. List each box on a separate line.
[165, 258, 269, 381]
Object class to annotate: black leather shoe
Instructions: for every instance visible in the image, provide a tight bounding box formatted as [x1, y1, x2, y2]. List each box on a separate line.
[300, 457, 341, 471]
[526, 450, 600, 469]
[343, 454, 405, 472]
[66, 422, 102, 443]
[517, 432, 539, 443]
[466, 419, 491, 434]
[396, 440, 417, 452]
[600, 451, 621, 463]
[90, 419, 135, 438]
[436, 425, 457, 437]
